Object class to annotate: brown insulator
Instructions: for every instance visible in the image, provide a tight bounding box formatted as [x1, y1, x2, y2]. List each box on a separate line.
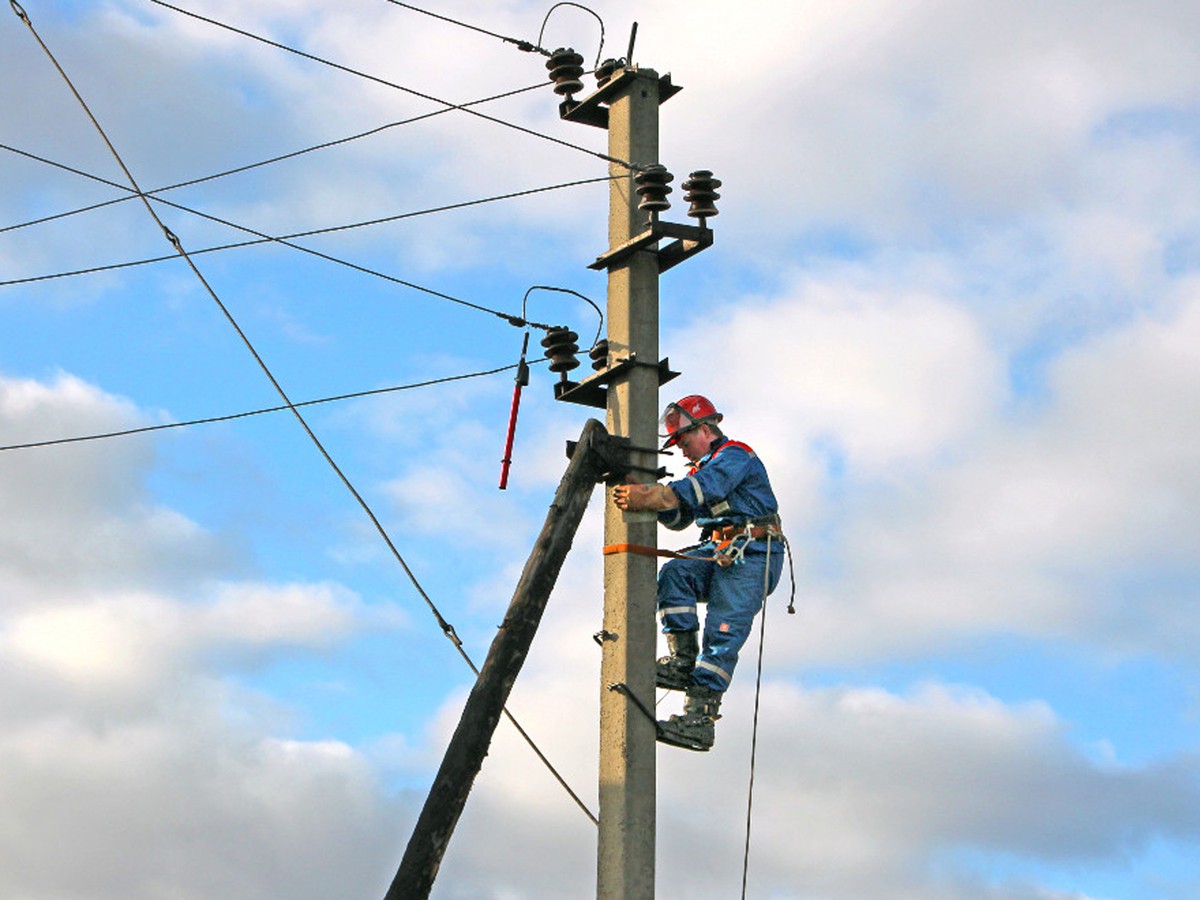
[541, 327, 580, 373]
[589, 339, 609, 371]
[595, 58, 621, 87]
[635, 164, 673, 213]
[546, 47, 585, 97]
[682, 170, 722, 219]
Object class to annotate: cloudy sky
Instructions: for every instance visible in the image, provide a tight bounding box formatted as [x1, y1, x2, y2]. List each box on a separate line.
[3, 1, 1199, 897]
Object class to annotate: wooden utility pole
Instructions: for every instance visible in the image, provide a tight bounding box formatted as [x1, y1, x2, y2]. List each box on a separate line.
[385, 419, 608, 900]
[596, 66, 662, 900]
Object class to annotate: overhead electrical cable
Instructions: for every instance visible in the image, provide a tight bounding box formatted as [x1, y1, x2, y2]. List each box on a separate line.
[1, 79, 550, 237]
[148, 0, 637, 171]
[383, 0, 550, 56]
[0, 144, 607, 330]
[9, 0, 597, 827]
[0, 364, 524, 453]
[537, 2, 606, 67]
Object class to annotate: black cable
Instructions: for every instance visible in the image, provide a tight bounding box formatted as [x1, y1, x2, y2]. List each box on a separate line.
[0, 79, 551, 237]
[148, 0, 635, 171]
[0, 364, 520, 453]
[383, 0, 550, 56]
[741, 537, 775, 900]
[0, 145, 607, 331]
[11, 0, 598, 827]
[538, 2, 605, 68]
[523, 285, 605, 349]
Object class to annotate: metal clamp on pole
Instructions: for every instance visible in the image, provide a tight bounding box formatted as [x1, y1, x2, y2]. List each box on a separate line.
[566, 431, 669, 485]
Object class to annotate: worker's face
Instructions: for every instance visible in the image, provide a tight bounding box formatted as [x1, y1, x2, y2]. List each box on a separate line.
[675, 424, 715, 462]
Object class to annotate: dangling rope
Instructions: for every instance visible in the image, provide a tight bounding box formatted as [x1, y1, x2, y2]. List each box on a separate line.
[741, 533, 779, 899]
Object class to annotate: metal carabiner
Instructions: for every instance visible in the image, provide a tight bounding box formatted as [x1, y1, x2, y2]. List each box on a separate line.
[713, 529, 753, 567]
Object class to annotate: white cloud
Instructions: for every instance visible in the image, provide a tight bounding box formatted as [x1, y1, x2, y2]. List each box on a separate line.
[416, 665, 1200, 899]
[5, 1, 1200, 897]
[0, 371, 414, 897]
[767, 277, 1200, 665]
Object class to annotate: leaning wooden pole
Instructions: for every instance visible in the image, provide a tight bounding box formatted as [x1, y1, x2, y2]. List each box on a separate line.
[384, 417, 608, 900]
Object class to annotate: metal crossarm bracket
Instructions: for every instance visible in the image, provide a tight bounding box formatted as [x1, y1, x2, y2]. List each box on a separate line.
[588, 219, 714, 273]
[553, 354, 680, 410]
[560, 68, 682, 130]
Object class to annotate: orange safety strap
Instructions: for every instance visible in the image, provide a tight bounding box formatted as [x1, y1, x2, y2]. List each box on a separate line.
[602, 543, 713, 561]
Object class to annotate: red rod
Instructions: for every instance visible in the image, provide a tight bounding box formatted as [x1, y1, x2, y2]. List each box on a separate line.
[498, 379, 524, 490]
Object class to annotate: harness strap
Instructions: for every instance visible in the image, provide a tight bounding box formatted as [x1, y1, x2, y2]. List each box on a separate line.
[602, 543, 711, 561]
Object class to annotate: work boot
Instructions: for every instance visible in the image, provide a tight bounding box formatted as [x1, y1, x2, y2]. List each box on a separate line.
[657, 685, 723, 752]
[656, 631, 699, 690]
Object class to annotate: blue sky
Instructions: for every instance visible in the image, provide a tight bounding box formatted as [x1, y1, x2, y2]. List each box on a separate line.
[3, 1, 1200, 898]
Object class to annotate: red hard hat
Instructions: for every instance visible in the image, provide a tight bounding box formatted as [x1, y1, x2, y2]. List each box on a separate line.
[659, 394, 723, 447]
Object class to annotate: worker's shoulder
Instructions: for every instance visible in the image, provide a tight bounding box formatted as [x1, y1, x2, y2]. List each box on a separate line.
[714, 438, 757, 459]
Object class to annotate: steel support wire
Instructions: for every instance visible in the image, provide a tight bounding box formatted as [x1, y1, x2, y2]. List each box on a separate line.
[9, 0, 597, 828]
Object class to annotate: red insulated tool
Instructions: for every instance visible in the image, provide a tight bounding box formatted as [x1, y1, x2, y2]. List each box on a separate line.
[499, 334, 531, 490]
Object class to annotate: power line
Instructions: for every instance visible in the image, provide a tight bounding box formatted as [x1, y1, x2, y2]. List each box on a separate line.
[0, 143, 608, 330]
[0, 364, 521, 453]
[10, 0, 598, 827]
[148, 0, 635, 170]
[0, 79, 551, 238]
[537, 2, 606, 68]
[383, 0, 550, 56]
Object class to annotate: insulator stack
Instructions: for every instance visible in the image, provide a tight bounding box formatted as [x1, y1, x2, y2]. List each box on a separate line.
[682, 170, 722, 220]
[635, 164, 673, 213]
[546, 48, 585, 97]
[595, 58, 621, 87]
[589, 339, 609, 371]
[541, 327, 580, 375]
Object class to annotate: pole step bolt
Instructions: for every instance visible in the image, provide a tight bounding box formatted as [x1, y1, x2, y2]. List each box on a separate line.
[635, 164, 673, 212]
[546, 47, 585, 97]
[541, 327, 581, 375]
[682, 170, 722, 219]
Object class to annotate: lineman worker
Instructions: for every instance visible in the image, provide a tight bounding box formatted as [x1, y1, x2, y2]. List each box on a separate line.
[612, 395, 784, 751]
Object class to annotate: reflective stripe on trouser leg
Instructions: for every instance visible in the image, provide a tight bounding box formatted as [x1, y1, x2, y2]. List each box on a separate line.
[691, 549, 784, 691]
[657, 555, 709, 633]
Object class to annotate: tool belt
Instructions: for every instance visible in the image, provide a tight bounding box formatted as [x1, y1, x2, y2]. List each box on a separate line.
[704, 515, 783, 544]
[704, 516, 784, 567]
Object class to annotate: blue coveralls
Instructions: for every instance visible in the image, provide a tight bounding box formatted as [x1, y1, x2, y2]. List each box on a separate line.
[657, 437, 784, 692]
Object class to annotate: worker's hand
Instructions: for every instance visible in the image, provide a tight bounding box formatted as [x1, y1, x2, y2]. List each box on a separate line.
[613, 482, 678, 512]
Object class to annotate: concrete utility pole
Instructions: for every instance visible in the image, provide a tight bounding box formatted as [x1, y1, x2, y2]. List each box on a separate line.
[553, 45, 713, 898]
[597, 66, 661, 900]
